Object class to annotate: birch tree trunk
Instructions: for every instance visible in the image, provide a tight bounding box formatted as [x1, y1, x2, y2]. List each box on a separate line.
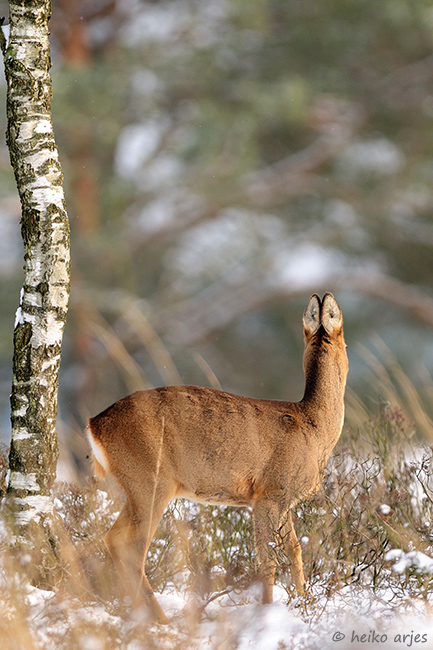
[1, 1, 70, 527]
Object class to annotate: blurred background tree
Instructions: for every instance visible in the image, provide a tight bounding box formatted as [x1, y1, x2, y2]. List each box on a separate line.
[1, 0, 433, 474]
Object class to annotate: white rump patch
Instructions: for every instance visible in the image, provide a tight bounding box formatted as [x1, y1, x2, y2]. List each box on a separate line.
[86, 426, 110, 474]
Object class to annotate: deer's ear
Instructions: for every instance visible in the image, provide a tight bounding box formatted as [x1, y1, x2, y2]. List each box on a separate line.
[321, 293, 343, 334]
[303, 294, 321, 336]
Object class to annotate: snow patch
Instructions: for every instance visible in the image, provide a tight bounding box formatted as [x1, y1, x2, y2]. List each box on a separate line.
[271, 243, 340, 291]
[14, 288, 25, 328]
[120, 4, 190, 47]
[167, 209, 287, 287]
[14, 306, 23, 329]
[135, 191, 202, 236]
[2, 562, 433, 650]
[337, 137, 405, 178]
[115, 120, 168, 178]
[385, 549, 433, 575]
[132, 68, 162, 97]
[236, 601, 307, 650]
[1, 23, 9, 47]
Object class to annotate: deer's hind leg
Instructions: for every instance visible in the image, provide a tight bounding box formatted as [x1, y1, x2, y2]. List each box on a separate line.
[105, 477, 176, 624]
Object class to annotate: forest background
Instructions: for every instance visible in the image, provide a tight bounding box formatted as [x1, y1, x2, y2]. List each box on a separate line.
[1, 0, 433, 474]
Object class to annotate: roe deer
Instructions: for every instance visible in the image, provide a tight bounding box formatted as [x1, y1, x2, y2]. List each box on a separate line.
[86, 292, 348, 624]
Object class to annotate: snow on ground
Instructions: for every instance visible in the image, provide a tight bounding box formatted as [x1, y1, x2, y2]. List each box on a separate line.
[6, 462, 433, 650]
[21, 578, 433, 650]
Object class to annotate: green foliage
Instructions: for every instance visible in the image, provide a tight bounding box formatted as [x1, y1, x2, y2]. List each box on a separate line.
[2, 0, 433, 427]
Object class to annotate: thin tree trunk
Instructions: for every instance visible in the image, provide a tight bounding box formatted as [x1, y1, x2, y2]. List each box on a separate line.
[1, 1, 70, 525]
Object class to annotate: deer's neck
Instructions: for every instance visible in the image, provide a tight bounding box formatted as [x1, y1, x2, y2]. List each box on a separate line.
[300, 347, 346, 446]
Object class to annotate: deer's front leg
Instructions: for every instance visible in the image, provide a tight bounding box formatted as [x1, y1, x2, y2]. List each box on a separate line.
[279, 510, 305, 596]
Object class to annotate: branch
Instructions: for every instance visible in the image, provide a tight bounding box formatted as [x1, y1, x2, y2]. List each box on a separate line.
[78, 270, 433, 353]
[153, 271, 433, 347]
[130, 98, 365, 250]
[242, 101, 364, 207]
[347, 275, 433, 326]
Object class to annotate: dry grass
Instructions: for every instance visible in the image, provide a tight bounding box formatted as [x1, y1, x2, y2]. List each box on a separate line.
[2, 356, 433, 647]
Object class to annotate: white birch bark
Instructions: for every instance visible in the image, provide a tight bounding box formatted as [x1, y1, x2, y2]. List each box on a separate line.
[1, 0, 70, 522]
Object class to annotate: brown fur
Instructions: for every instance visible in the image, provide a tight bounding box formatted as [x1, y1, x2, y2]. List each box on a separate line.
[87, 293, 348, 624]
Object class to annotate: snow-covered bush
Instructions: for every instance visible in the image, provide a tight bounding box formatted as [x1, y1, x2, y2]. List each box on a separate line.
[1, 404, 433, 648]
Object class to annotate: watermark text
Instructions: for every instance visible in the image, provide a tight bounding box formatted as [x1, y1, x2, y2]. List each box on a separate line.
[331, 630, 427, 647]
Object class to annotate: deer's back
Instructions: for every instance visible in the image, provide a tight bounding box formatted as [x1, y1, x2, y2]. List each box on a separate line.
[89, 385, 319, 507]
